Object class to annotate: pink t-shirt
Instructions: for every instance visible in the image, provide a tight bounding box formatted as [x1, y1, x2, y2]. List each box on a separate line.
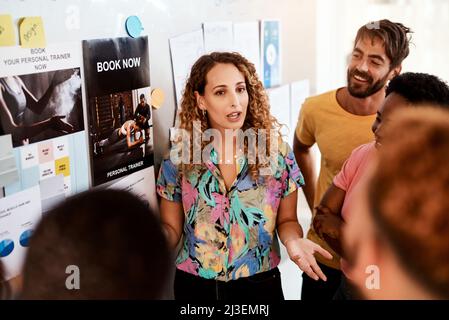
[334, 141, 376, 279]
[333, 141, 376, 221]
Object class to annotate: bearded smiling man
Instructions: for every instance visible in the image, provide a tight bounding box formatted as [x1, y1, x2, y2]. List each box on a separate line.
[293, 19, 412, 300]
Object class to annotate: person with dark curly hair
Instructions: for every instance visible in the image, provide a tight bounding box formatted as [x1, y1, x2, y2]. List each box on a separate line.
[157, 52, 332, 300]
[313, 72, 449, 299]
[343, 108, 449, 299]
[293, 19, 413, 300]
[19, 190, 171, 299]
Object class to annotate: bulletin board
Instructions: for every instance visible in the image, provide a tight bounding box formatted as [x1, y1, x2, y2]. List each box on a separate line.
[1, 0, 317, 166]
[0, 0, 314, 281]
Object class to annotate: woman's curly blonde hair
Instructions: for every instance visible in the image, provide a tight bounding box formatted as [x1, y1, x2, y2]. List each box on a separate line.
[177, 51, 281, 181]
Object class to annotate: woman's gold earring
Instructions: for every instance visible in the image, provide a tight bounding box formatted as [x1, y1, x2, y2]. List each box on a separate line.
[202, 110, 206, 117]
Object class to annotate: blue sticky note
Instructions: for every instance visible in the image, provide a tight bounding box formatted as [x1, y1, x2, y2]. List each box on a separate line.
[125, 16, 143, 38]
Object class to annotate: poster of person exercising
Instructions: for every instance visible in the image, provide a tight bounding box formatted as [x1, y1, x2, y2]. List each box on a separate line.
[82, 36, 154, 186]
[0, 42, 89, 199]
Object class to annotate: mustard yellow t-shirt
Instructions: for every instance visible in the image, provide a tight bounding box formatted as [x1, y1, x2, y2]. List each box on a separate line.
[295, 89, 376, 269]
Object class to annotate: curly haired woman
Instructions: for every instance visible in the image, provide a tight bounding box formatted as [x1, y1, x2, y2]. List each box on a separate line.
[157, 52, 332, 301]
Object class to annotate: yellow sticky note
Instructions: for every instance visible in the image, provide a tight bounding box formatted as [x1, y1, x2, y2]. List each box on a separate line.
[55, 157, 70, 177]
[19, 16, 46, 48]
[151, 88, 165, 109]
[0, 15, 15, 46]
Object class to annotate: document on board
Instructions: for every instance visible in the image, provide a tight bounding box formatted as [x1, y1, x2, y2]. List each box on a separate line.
[261, 20, 281, 88]
[267, 84, 291, 138]
[169, 30, 205, 109]
[0, 14, 16, 47]
[108, 166, 158, 215]
[0, 185, 42, 280]
[0, 135, 19, 188]
[0, 42, 89, 198]
[0, 43, 84, 146]
[203, 21, 233, 53]
[233, 21, 261, 77]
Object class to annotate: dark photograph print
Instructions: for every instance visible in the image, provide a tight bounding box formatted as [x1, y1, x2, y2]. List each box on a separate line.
[0, 68, 84, 147]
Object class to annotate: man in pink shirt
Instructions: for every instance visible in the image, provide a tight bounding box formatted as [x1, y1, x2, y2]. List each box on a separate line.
[343, 108, 449, 300]
[312, 72, 449, 299]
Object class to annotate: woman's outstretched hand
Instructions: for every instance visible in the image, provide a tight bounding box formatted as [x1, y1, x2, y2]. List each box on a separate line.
[285, 238, 333, 281]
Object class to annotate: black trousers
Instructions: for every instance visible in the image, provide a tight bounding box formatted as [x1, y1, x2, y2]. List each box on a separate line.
[333, 275, 354, 300]
[174, 267, 284, 301]
[301, 262, 342, 300]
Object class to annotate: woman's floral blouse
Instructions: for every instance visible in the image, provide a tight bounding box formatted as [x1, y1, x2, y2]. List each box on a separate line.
[156, 141, 304, 281]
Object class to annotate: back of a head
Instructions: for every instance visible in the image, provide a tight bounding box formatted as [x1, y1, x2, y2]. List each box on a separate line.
[369, 108, 449, 299]
[20, 189, 171, 299]
[355, 19, 412, 68]
[386, 72, 449, 108]
[1, 261, 10, 300]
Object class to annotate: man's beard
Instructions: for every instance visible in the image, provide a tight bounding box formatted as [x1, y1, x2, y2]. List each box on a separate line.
[347, 68, 390, 98]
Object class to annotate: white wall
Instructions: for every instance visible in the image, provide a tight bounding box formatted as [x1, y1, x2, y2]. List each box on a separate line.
[315, 0, 449, 94]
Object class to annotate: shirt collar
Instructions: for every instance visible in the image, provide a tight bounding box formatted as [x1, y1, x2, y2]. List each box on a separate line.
[204, 148, 248, 191]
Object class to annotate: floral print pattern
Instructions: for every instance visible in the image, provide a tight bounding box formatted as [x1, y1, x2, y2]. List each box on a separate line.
[156, 141, 304, 281]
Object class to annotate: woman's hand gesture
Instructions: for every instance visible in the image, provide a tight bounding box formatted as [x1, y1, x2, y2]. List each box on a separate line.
[285, 238, 333, 281]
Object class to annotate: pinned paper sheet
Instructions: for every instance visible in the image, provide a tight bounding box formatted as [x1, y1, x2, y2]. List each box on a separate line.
[261, 20, 281, 88]
[203, 21, 233, 53]
[0, 185, 42, 280]
[0, 135, 19, 188]
[19, 16, 46, 48]
[108, 166, 158, 215]
[151, 88, 165, 109]
[267, 85, 291, 138]
[0, 14, 15, 46]
[169, 29, 205, 107]
[290, 80, 310, 128]
[234, 21, 261, 77]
